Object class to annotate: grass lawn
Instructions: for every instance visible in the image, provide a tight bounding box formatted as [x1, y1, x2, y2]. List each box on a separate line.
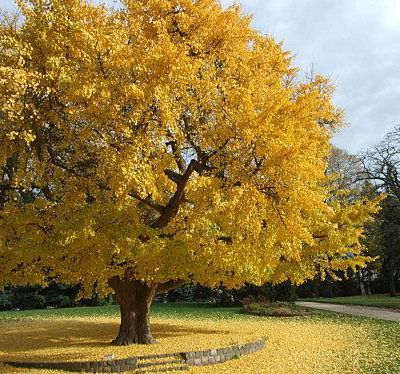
[0, 303, 399, 373]
[0, 302, 241, 320]
[301, 294, 400, 309]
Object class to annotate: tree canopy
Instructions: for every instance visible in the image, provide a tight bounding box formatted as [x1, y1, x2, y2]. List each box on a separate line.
[0, 0, 379, 296]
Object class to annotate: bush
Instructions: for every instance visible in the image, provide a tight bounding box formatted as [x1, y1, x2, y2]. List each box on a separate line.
[0, 289, 12, 311]
[0, 283, 114, 311]
[44, 283, 78, 308]
[11, 286, 47, 310]
[217, 289, 238, 306]
[166, 285, 196, 302]
[216, 282, 298, 306]
[193, 285, 217, 302]
[273, 282, 297, 302]
[242, 297, 310, 317]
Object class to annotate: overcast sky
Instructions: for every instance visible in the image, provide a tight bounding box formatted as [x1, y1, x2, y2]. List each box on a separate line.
[2, 0, 399, 153]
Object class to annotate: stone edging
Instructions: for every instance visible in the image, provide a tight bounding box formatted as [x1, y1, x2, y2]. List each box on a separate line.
[4, 338, 266, 373]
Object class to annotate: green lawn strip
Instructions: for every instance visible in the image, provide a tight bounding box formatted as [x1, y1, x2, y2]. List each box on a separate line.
[0, 301, 378, 321]
[300, 295, 400, 309]
[0, 302, 243, 320]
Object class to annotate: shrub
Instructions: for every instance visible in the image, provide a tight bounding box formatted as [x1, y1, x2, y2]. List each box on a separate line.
[243, 299, 310, 317]
[0, 290, 12, 311]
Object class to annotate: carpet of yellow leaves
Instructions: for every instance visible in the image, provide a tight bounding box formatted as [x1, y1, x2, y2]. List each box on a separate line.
[0, 314, 398, 373]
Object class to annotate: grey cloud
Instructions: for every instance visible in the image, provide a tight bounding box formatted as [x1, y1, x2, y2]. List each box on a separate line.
[222, 0, 400, 154]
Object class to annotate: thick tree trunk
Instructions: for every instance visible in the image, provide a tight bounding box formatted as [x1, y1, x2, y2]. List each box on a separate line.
[109, 278, 157, 345]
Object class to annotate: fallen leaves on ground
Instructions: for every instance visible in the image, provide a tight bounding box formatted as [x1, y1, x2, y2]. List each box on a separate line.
[0, 313, 399, 373]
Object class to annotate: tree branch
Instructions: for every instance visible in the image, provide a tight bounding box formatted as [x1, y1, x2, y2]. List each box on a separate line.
[166, 139, 186, 173]
[46, 145, 81, 177]
[152, 159, 198, 229]
[128, 191, 165, 213]
[156, 279, 185, 294]
[164, 169, 183, 184]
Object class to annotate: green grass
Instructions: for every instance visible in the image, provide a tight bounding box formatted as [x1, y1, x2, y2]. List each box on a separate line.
[0, 302, 243, 320]
[1, 295, 399, 321]
[301, 294, 400, 309]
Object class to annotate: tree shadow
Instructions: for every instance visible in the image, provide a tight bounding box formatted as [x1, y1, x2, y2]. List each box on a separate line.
[0, 319, 230, 361]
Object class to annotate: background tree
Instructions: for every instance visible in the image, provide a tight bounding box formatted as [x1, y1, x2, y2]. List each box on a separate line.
[358, 126, 400, 296]
[375, 197, 400, 296]
[298, 139, 400, 299]
[327, 146, 363, 192]
[360, 125, 400, 199]
[0, 0, 379, 345]
[359, 193, 400, 297]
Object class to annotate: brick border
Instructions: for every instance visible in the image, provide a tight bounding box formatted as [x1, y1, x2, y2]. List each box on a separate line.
[183, 338, 265, 366]
[4, 338, 266, 373]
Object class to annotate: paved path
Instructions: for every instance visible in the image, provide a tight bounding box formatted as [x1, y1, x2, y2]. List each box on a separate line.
[296, 301, 400, 322]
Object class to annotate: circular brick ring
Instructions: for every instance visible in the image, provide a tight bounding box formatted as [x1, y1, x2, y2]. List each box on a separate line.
[4, 338, 266, 373]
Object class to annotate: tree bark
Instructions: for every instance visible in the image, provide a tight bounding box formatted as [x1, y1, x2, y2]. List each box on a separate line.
[109, 277, 157, 345]
[389, 270, 397, 297]
[388, 255, 397, 297]
[357, 268, 366, 296]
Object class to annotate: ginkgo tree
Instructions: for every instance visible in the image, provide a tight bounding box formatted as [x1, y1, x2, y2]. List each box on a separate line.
[0, 0, 380, 345]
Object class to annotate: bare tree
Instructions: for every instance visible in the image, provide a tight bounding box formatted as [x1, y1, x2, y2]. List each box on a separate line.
[327, 146, 365, 192]
[359, 126, 400, 198]
[359, 125, 400, 296]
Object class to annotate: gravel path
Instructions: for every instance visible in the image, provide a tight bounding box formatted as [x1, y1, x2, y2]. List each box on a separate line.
[296, 301, 400, 322]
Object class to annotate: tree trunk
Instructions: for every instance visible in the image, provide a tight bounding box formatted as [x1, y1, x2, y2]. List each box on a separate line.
[357, 268, 366, 296]
[389, 271, 396, 297]
[388, 256, 397, 297]
[109, 278, 157, 345]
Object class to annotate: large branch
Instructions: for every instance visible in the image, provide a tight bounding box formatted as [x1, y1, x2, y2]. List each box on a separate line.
[108, 274, 185, 295]
[166, 138, 186, 173]
[152, 159, 198, 229]
[156, 279, 185, 294]
[128, 191, 165, 213]
[164, 169, 183, 184]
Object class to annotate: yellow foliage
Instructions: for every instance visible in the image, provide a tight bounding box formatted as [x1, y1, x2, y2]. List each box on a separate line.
[0, 0, 380, 292]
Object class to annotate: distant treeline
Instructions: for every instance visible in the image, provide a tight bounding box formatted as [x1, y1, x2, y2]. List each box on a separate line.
[0, 283, 113, 311]
[1, 274, 398, 311]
